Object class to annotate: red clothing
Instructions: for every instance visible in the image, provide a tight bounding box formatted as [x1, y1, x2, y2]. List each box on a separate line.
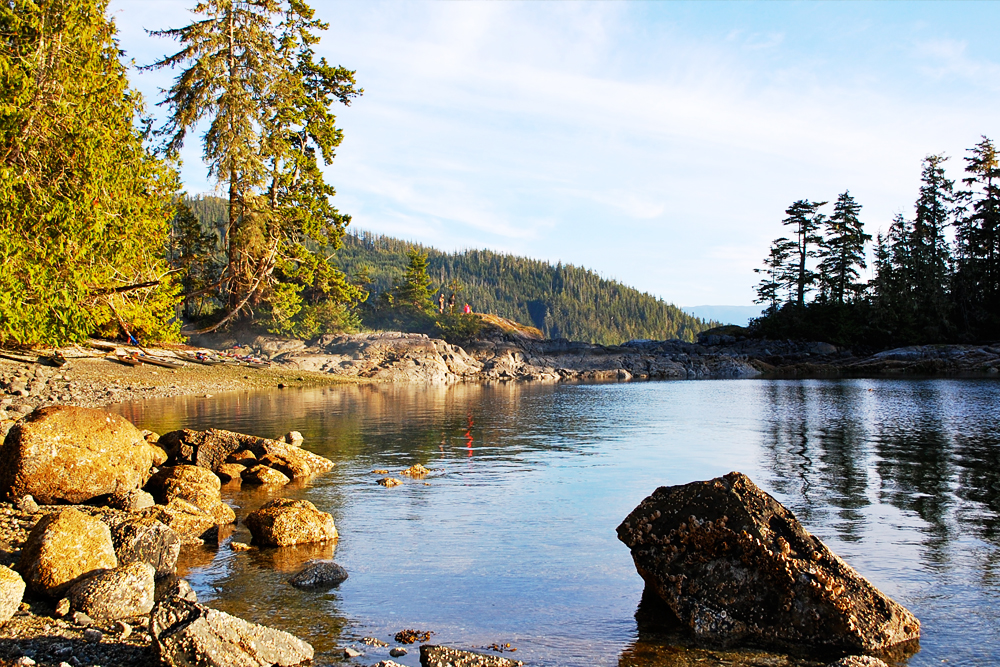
[463, 303, 472, 314]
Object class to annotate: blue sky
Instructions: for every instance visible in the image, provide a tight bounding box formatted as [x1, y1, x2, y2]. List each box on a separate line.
[109, 1, 1000, 308]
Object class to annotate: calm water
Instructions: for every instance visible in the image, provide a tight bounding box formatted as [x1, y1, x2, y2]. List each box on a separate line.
[113, 379, 1000, 667]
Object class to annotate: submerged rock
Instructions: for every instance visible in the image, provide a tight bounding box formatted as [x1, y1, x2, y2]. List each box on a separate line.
[150, 594, 313, 666]
[0, 406, 155, 504]
[617, 471, 920, 654]
[419, 645, 523, 667]
[245, 498, 336, 546]
[15, 508, 118, 597]
[289, 560, 348, 588]
[68, 562, 155, 620]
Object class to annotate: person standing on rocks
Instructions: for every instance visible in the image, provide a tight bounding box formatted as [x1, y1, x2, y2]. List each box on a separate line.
[448, 293, 456, 313]
[438, 293, 446, 313]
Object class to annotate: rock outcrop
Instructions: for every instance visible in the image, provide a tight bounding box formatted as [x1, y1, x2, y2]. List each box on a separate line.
[0, 406, 155, 504]
[0, 564, 25, 624]
[617, 472, 920, 654]
[68, 562, 156, 620]
[151, 594, 314, 667]
[16, 508, 118, 597]
[419, 645, 523, 667]
[245, 499, 337, 547]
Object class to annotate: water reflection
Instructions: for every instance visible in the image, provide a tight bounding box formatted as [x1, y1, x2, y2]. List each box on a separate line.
[112, 379, 1000, 667]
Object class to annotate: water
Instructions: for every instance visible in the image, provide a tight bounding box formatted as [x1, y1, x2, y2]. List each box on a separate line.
[113, 378, 1000, 667]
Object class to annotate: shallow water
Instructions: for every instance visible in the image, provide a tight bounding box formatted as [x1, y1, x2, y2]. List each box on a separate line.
[113, 378, 1000, 667]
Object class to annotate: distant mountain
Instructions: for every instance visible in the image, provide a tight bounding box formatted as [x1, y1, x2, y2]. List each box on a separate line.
[682, 305, 762, 327]
[336, 231, 716, 345]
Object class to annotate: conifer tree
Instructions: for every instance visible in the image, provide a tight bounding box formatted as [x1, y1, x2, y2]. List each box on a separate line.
[954, 137, 1000, 333]
[393, 250, 435, 312]
[911, 154, 954, 336]
[148, 0, 361, 331]
[817, 191, 870, 304]
[754, 237, 796, 313]
[0, 0, 181, 346]
[781, 199, 827, 306]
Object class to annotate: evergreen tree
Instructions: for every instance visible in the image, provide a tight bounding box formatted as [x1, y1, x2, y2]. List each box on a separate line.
[170, 200, 223, 317]
[781, 200, 827, 306]
[754, 237, 796, 313]
[148, 0, 361, 331]
[911, 154, 955, 337]
[954, 136, 1000, 334]
[817, 191, 870, 304]
[0, 0, 181, 346]
[393, 250, 435, 312]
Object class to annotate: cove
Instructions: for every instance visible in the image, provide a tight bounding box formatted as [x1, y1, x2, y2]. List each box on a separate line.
[112, 378, 1000, 667]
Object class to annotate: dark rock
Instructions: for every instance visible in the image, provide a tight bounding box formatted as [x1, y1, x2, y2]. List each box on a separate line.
[389, 647, 407, 657]
[110, 517, 181, 578]
[0, 406, 156, 504]
[15, 508, 118, 597]
[289, 560, 348, 588]
[617, 471, 920, 653]
[245, 498, 337, 547]
[419, 645, 523, 667]
[68, 562, 155, 621]
[150, 594, 314, 666]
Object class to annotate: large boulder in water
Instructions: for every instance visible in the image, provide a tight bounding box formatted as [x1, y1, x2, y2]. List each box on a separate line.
[0, 406, 155, 504]
[245, 498, 337, 546]
[617, 471, 920, 654]
[150, 594, 314, 666]
[16, 508, 118, 597]
[159, 428, 333, 476]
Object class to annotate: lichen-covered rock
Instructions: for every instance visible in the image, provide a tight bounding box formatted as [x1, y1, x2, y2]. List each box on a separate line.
[68, 562, 156, 620]
[106, 488, 155, 511]
[259, 452, 310, 479]
[617, 472, 920, 653]
[147, 498, 218, 541]
[150, 594, 314, 666]
[159, 427, 334, 477]
[242, 465, 291, 486]
[0, 564, 25, 624]
[110, 517, 181, 578]
[0, 406, 155, 504]
[15, 508, 118, 597]
[829, 657, 890, 667]
[419, 645, 523, 667]
[245, 499, 336, 547]
[289, 560, 347, 588]
[146, 466, 235, 525]
[216, 463, 246, 483]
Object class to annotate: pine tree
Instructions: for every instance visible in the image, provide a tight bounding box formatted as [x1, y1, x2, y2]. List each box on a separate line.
[954, 136, 1000, 334]
[817, 191, 871, 304]
[0, 0, 181, 346]
[754, 237, 796, 313]
[911, 154, 954, 337]
[782, 200, 827, 306]
[148, 0, 360, 331]
[393, 250, 435, 312]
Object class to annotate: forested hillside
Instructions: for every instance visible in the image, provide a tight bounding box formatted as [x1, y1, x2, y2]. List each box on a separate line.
[334, 231, 712, 344]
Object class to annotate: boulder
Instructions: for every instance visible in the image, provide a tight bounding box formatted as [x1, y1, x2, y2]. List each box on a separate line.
[242, 465, 291, 486]
[617, 472, 920, 653]
[419, 645, 523, 667]
[155, 575, 197, 603]
[216, 463, 246, 483]
[68, 562, 156, 621]
[259, 452, 310, 480]
[281, 431, 304, 447]
[150, 595, 314, 667]
[147, 498, 218, 541]
[146, 466, 235, 525]
[245, 499, 337, 547]
[0, 406, 155, 504]
[106, 489, 155, 511]
[0, 564, 25, 624]
[829, 658, 889, 667]
[110, 517, 181, 578]
[16, 508, 118, 597]
[289, 560, 348, 588]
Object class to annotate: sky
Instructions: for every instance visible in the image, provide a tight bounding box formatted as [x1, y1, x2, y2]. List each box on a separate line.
[108, 1, 1000, 308]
